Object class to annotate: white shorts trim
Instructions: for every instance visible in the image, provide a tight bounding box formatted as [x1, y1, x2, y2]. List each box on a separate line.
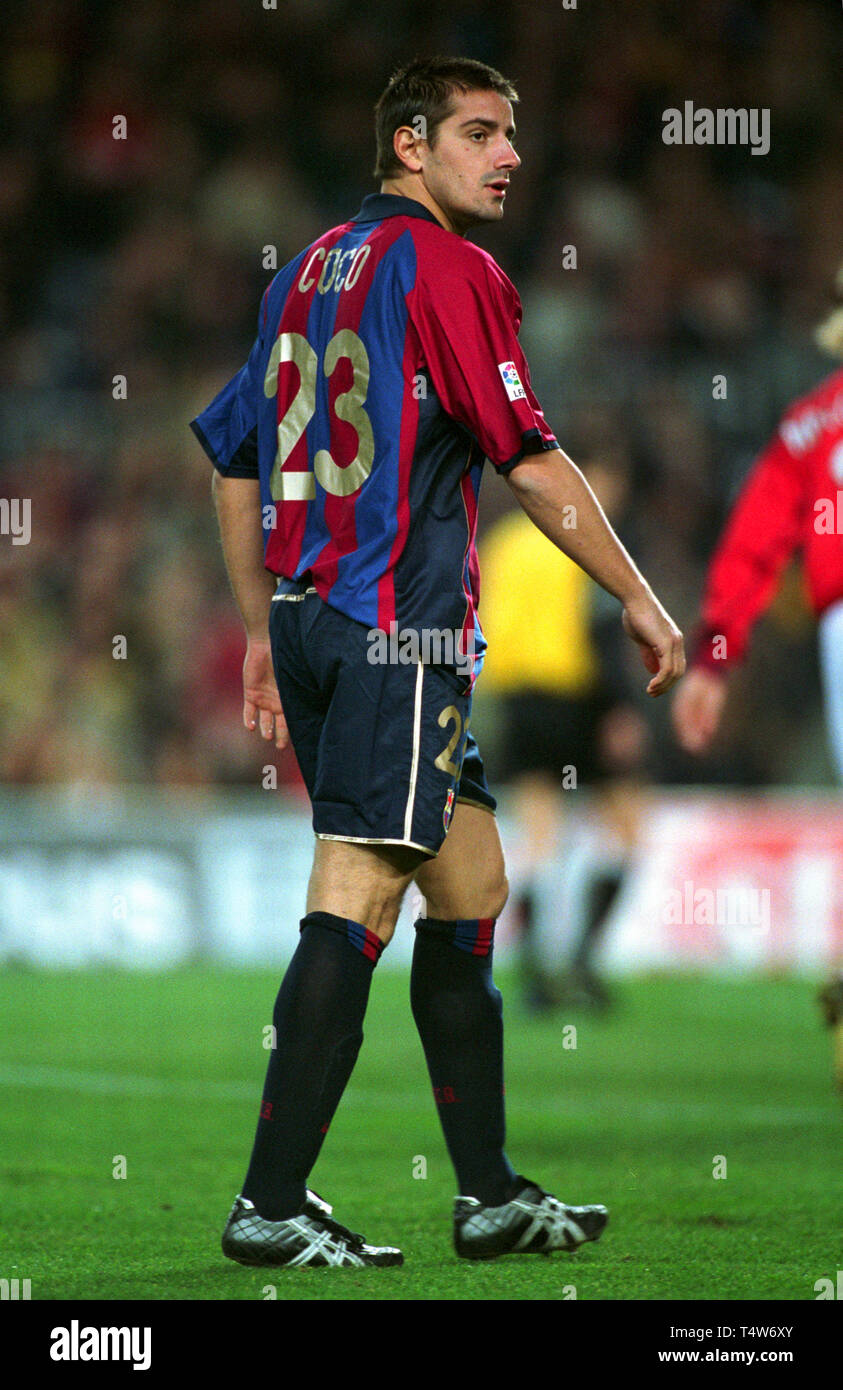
[315, 832, 435, 858]
[403, 662, 425, 841]
[455, 795, 496, 815]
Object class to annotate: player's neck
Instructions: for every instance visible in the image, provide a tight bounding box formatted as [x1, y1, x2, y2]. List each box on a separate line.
[379, 178, 466, 236]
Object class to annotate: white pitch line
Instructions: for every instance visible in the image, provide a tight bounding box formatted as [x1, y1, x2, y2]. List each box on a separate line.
[0, 1065, 833, 1126]
[0, 1064, 255, 1101]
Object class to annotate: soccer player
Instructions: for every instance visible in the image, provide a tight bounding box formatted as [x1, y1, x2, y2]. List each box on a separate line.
[191, 56, 685, 1268]
[672, 281, 843, 1088]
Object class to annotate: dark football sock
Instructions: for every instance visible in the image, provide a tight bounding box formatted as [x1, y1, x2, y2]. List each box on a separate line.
[410, 916, 517, 1207]
[241, 910, 382, 1221]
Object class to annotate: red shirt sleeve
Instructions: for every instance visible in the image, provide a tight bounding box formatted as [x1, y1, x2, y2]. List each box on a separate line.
[693, 431, 809, 670]
[408, 246, 558, 472]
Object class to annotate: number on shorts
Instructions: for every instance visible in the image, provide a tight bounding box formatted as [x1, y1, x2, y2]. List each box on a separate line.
[435, 705, 463, 776]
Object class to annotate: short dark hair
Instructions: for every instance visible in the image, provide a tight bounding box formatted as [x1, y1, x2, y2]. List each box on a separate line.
[373, 56, 519, 180]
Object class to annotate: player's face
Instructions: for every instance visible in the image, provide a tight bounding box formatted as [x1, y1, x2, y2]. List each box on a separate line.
[420, 91, 520, 234]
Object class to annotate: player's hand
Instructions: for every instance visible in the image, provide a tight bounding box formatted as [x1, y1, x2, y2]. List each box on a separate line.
[243, 638, 289, 749]
[671, 666, 727, 754]
[621, 593, 685, 696]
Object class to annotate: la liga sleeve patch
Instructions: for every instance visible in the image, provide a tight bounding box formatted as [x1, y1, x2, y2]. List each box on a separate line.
[498, 360, 527, 401]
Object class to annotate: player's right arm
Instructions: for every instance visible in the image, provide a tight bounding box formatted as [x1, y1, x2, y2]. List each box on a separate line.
[212, 472, 288, 749]
[506, 451, 685, 696]
[191, 286, 287, 749]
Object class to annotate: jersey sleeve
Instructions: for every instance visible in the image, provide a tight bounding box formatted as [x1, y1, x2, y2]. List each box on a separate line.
[409, 253, 558, 473]
[189, 291, 267, 478]
[692, 430, 809, 670]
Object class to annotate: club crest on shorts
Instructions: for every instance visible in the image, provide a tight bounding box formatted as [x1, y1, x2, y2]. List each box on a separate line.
[443, 786, 456, 832]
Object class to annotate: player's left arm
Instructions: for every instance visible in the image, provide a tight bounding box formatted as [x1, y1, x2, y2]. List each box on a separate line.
[411, 254, 683, 694]
[212, 472, 288, 748]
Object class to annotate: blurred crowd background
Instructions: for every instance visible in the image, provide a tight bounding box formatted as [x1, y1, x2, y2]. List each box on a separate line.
[1, 0, 842, 793]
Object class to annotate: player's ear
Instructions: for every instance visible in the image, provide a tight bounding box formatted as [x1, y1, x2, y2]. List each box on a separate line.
[392, 125, 425, 174]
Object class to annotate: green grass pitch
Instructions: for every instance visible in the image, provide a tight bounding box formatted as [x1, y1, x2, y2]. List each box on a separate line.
[1, 965, 840, 1301]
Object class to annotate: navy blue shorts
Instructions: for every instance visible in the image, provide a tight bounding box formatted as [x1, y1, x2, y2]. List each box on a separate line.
[269, 581, 496, 856]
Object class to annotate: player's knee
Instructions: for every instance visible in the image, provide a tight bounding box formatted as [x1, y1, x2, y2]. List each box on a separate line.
[487, 870, 509, 921]
[368, 885, 409, 945]
[470, 869, 509, 923]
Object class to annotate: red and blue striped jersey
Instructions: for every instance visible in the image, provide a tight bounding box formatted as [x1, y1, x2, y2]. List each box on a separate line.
[191, 193, 557, 670]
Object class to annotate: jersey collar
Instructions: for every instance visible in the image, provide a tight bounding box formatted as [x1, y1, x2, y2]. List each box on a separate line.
[353, 192, 446, 229]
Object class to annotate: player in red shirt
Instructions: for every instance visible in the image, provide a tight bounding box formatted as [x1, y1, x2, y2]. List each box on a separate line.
[199, 57, 685, 1268]
[673, 287, 843, 1086]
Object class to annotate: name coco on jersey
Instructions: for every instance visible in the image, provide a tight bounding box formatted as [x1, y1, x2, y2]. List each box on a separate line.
[50, 1321, 151, 1372]
[498, 361, 526, 401]
[297, 243, 372, 296]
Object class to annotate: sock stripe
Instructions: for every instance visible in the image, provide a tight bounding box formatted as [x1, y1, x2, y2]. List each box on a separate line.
[301, 911, 384, 964]
[345, 918, 384, 963]
[415, 916, 495, 957]
[469, 918, 495, 957]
